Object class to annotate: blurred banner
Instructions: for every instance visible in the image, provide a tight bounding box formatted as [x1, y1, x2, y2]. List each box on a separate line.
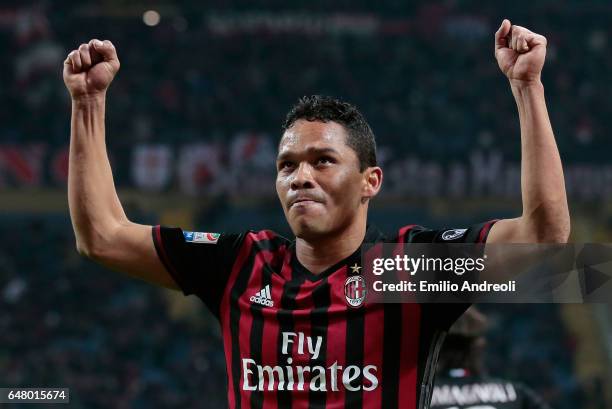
[2, 143, 612, 200]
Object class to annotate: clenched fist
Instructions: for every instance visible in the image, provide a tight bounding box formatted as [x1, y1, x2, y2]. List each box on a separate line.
[63, 39, 120, 100]
[495, 19, 547, 85]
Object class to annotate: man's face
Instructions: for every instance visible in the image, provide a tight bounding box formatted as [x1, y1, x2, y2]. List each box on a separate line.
[276, 119, 370, 239]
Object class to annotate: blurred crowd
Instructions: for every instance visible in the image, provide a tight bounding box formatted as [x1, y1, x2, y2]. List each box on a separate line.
[479, 304, 584, 407]
[0, 216, 227, 408]
[2, 1, 611, 167]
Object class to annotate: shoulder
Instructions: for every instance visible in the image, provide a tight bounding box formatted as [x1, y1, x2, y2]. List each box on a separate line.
[390, 221, 498, 243]
[161, 227, 291, 255]
[240, 230, 292, 258]
[377, 224, 442, 243]
[243, 229, 291, 245]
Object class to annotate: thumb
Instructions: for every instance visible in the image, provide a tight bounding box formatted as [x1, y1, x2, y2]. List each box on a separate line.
[495, 19, 512, 51]
[63, 53, 75, 75]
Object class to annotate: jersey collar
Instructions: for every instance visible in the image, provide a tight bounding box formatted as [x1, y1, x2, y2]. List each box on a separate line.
[290, 225, 382, 282]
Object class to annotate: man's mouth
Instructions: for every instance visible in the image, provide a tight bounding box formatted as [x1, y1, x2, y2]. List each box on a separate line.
[289, 197, 322, 208]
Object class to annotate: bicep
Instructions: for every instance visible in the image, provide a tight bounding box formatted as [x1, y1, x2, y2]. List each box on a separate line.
[89, 222, 180, 290]
[482, 218, 549, 283]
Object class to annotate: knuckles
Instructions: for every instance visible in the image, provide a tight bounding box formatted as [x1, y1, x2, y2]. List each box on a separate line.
[498, 27, 547, 50]
[66, 39, 120, 67]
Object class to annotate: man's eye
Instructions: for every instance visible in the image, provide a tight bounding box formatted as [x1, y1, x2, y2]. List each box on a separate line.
[317, 157, 334, 165]
[278, 161, 294, 170]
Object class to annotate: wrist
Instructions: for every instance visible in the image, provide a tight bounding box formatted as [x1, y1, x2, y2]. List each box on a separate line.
[72, 93, 106, 106]
[509, 78, 544, 92]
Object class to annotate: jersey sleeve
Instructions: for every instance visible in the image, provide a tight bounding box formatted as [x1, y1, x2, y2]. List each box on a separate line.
[402, 219, 498, 244]
[152, 225, 246, 315]
[405, 220, 498, 330]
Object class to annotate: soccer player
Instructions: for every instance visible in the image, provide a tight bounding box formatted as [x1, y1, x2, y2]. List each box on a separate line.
[63, 20, 569, 408]
[431, 307, 552, 409]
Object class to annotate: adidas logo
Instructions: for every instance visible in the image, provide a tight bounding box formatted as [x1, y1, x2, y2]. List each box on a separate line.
[250, 285, 274, 308]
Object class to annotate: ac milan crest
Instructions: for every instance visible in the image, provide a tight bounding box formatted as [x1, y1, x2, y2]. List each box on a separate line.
[344, 275, 367, 308]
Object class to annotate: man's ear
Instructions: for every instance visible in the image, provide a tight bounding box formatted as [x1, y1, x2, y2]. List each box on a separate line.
[362, 166, 383, 202]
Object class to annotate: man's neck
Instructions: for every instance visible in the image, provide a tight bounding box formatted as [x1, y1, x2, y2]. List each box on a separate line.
[295, 222, 367, 275]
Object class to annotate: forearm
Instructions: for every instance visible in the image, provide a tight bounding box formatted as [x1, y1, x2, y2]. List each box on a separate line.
[512, 80, 570, 241]
[68, 95, 128, 253]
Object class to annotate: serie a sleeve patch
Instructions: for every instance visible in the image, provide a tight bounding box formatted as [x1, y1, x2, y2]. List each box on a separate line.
[183, 231, 221, 244]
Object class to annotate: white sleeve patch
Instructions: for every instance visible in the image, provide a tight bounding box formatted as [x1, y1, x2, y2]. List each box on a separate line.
[441, 229, 467, 241]
[183, 231, 220, 244]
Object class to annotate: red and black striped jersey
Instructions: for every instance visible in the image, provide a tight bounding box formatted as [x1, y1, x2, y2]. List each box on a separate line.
[152, 221, 496, 409]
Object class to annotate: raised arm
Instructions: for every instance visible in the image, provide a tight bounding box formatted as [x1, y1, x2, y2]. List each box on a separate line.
[487, 20, 570, 244]
[64, 39, 178, 289]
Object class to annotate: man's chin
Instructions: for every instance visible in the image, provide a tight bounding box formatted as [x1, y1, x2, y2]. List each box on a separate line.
[289, 218, 328, 240]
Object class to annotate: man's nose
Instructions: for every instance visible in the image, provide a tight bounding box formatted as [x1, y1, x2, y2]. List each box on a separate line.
[290, 163, 315, 190]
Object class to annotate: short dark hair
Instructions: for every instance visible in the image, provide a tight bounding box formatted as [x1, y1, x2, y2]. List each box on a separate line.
[282, 95, 377, 171]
